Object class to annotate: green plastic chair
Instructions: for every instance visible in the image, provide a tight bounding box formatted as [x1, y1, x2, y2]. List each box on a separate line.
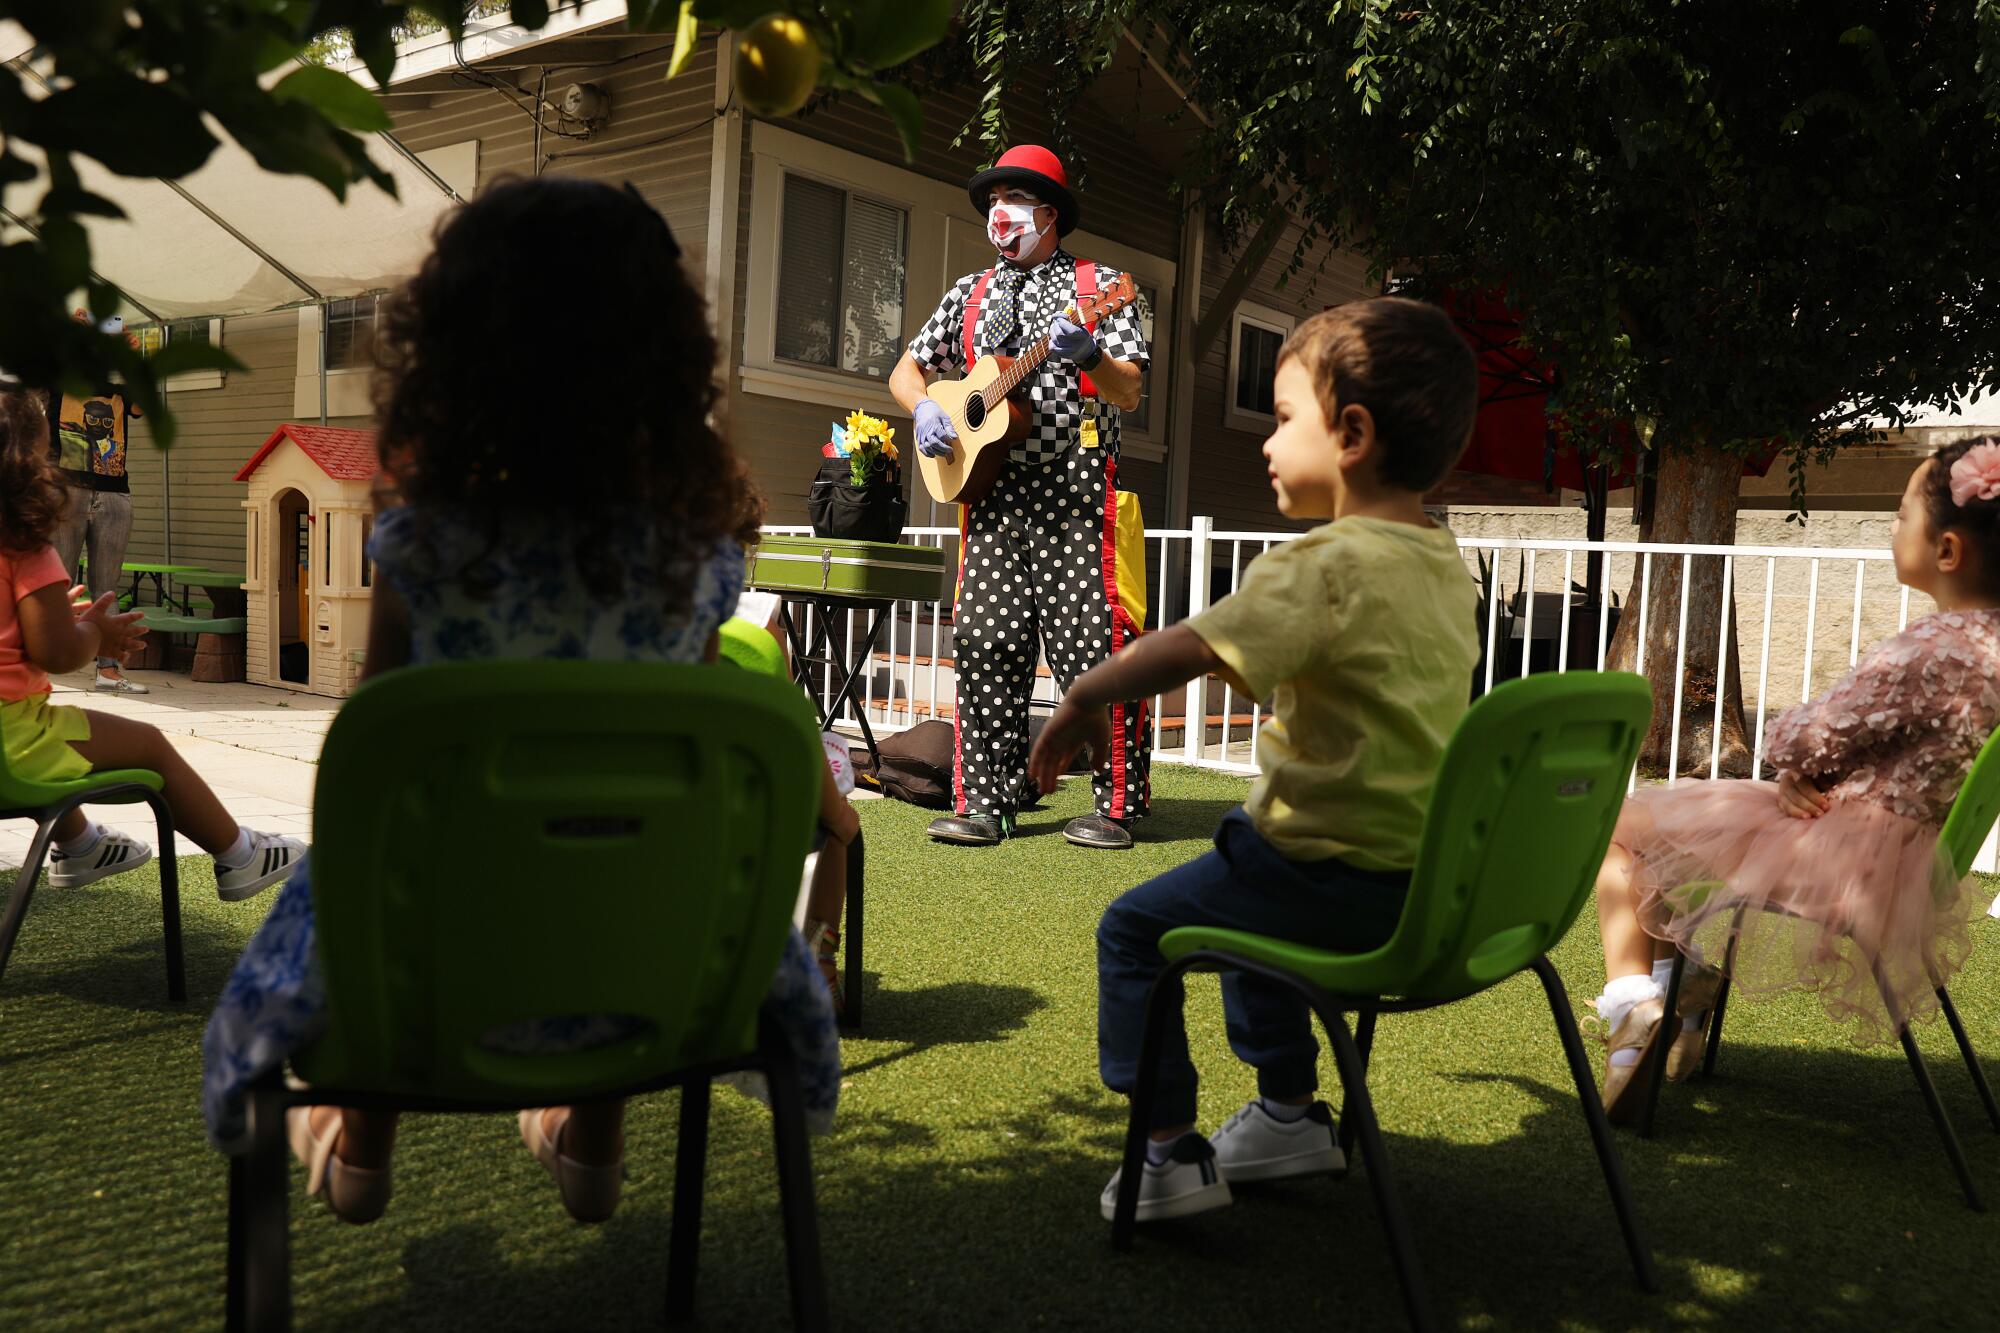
[223, 661, 830, 1331]
[1645, 724, 2000, 1209]
[0, 731, 183, 1000]
[719, 616, 865, 1029]
[1111, 673, 1658, 1333]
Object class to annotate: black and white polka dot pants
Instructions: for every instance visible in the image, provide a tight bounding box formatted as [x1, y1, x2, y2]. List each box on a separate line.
[952, 442, 1151, 821]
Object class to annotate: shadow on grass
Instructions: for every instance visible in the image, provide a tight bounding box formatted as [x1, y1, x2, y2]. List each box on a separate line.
[0, 873, 246, 1012]
[840, 980, 1047, 1079]
[294, 1036, 2000, 1332]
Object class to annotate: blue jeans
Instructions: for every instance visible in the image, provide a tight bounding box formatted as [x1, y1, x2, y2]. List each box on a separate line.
[1097, 808, 1410, 1129]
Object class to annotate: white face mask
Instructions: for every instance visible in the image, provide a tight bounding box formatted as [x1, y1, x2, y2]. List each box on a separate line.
[987, 201, 1046, 261]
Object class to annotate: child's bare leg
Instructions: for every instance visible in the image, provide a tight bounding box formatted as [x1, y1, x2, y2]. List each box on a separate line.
[1595, 842, 1658, 981]
[543, 1100, 624, 1166]
[806, 828, 848, 927]
[66, 710, 239, 852]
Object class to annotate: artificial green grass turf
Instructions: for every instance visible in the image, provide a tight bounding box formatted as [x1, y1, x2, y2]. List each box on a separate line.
[3, 766, 2000, 1330]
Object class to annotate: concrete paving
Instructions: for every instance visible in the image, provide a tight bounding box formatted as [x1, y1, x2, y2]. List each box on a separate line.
[0, 667, 334, 871]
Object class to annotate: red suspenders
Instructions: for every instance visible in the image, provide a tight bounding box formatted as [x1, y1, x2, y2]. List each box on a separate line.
[961, 260, 1101, 399]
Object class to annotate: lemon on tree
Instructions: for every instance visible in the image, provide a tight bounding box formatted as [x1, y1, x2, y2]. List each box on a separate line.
[734, 14, 822, 118]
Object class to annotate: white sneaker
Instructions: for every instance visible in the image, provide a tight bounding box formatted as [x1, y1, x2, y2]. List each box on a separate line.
[1210, 1099, 1346, 1183]
[1099, 1133, 1233, 1223]
[93, 672, 150, 695]
[47, 829, 154, 888]
[215, 831, 305, 902]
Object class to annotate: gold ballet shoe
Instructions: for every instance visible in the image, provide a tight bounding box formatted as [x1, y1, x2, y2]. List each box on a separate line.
[286, 1107, 391, 1225]
[520, 1108, 623, 1224]
[1665, 963, 1724, 1083]
[1599, 997, 1667, 1127]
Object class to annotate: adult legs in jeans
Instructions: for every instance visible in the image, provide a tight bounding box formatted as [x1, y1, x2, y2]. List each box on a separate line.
[51, 489, 135, 673]
[1097, 808, 1408, 1136]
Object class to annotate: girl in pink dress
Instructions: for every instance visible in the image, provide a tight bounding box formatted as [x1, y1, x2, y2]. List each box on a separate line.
[1592, 438, 2000, 1121]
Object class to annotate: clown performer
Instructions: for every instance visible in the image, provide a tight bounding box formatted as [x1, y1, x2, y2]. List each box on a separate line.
[889, 146, 1153, 849]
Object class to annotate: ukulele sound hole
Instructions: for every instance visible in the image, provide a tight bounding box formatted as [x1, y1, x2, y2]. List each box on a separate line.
[963, 397, 987, 431]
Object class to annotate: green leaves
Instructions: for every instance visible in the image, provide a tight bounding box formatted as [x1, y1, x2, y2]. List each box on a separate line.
[25, 79, 216, 178]
[667, 1, 703, 79]
[849, 0, 956, 70]
[271, 66, 392, 133]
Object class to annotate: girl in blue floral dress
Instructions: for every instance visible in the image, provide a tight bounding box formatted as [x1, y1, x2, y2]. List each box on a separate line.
[202, 177, 841, 1226]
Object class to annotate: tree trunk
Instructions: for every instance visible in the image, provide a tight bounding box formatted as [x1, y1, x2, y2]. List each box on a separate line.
[1605, 445, 1754, 778]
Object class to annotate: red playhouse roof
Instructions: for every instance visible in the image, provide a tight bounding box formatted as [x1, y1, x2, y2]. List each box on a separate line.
[234, 423, 379, 483]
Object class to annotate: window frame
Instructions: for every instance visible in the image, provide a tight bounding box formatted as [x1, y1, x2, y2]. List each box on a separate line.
[134, 316, 226, 391]
[1224, 302, 1295, 434]
[770, 171, 911, 384]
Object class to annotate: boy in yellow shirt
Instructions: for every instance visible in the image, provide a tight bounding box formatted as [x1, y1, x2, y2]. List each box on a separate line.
[1028, 297, 1481, 1223]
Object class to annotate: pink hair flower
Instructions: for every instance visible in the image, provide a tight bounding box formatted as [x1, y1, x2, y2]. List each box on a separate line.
[1948, 441, 2000, 507]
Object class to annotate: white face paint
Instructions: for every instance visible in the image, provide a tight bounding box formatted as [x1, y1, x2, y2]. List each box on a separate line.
[987, 201, 1046, 262]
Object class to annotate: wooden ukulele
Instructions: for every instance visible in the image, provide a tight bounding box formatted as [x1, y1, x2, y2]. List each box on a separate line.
[917, 272, 1138, 506]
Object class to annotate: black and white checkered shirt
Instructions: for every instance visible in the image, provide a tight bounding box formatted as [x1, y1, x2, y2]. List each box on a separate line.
[906, 250, 1151, 467]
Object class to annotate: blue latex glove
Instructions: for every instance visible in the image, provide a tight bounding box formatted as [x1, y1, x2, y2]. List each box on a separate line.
[914, 398, 958, 459]
[1049, 311, 1099, 366]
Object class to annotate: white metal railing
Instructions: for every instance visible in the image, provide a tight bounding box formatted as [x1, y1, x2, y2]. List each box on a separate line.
[760, 522, 2000, 875]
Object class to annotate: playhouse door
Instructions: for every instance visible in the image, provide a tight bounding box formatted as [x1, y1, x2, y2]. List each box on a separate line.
[273, 489, 311, 687]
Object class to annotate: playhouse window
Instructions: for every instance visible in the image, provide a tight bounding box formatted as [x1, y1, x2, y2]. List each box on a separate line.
[324, 296, 380, 370]
[774, 174, 907, 380]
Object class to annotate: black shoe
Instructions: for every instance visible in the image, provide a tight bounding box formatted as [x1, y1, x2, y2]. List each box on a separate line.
[927, 813, 1008, 846]
[1064, 814, 1133, 849]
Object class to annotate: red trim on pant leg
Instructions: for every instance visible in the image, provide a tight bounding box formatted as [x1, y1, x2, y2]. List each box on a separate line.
[953, 503, 971, 815]
[1098, 454, 1128, 820]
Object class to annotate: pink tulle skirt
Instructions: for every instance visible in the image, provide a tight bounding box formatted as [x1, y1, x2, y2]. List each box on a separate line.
[1615, 781, 1980, 1045]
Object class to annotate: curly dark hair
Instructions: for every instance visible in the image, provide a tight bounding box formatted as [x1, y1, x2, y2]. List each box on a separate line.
[0, 389, 69, 557]
[1919, 434, 2000, 592]
[372, 175, 762, 609]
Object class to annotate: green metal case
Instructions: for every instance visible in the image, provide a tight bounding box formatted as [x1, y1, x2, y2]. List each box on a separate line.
[751, 536, 948, 603]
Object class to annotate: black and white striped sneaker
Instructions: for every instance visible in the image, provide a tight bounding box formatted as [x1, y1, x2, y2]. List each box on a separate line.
[47, 829, 154, 888]
[1099, 1132, 1234, 1223]
[214, 831, 306, 903]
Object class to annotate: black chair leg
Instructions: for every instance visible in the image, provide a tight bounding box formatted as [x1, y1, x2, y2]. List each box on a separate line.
[1935, 986, 2000, 1132]
[1111, 963, 1181, 1251]
[1899, 1023, 1985, 1211]
[1639, 951, 1683, 1140]
[1317, 1002, 1436, 1333]
[1701, 909, 1746, 1078]
[240, 1088, 293, 1330]
[148, 794, 185, 1002]
[1337, 1008, 1377, 1165]
[666, 1078, 712, 1323]
[1529, 957, 1659, 1292]
[0, 816, 58, 989]
[225, 1154, 247, 1333]
[762, 1025, 828, 1331]
[843, 830, 863, 1031]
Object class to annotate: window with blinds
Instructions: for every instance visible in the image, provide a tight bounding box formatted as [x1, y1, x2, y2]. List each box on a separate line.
[775, 174, 907, 379]
[1125, 284, 1158, 433]
[324, 296, 380, 370]
[1233, 321, 1284, 417]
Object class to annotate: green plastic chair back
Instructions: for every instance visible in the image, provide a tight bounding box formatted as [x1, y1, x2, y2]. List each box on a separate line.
[1941, 726, 2000, 881]
[1163, 672, 1652, 1003]
[292, 660, 823, 1101]
[718, 616, 786, 678]
[0, 725, 161, 813]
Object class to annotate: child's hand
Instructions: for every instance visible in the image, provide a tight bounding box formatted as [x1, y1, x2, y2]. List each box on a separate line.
[1028, 696, 1111, 796]
[67, 584, 91, 615]
[79, 592, 147, 661]
[1776, 769, 1830, 819]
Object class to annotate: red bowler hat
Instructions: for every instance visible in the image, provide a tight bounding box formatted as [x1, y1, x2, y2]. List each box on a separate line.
[967, 145, 1081, 236]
